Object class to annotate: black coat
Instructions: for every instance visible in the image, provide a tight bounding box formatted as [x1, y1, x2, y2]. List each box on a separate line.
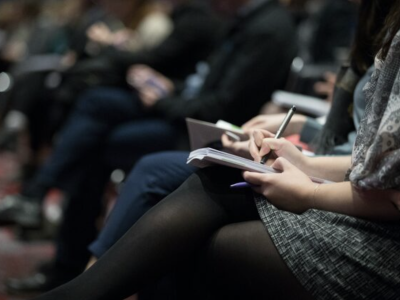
[106, 2, 222, 80]
[154, 0, 298, 126]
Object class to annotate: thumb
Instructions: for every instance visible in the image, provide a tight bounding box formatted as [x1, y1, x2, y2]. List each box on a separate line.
[270, 157, 292, 172]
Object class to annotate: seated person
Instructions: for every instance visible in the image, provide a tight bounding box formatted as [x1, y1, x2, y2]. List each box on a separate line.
[87, 0, 379, 261]
[88, 64, 373, 263]
[30, 3, 400, 297]
[0, 0, 219, 161]
[1, 0, 298, 293]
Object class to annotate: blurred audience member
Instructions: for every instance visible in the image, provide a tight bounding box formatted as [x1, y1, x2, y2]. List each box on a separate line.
[0, 0, 297, 294]
[0, 0, 219, 180]
[298, 0, 358, 64]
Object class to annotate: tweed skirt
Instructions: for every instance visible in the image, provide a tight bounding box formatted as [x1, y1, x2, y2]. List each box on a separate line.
[254, 195, 400, 300]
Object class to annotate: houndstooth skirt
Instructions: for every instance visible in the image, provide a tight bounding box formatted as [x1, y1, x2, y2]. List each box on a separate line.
[254, 195, 400, 300]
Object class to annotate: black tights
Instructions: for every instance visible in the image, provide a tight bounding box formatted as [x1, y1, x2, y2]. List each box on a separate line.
[33, 167, 312, 300]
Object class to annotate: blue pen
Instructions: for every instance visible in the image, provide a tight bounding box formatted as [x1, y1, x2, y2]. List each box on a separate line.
[230, 182, 257, 189]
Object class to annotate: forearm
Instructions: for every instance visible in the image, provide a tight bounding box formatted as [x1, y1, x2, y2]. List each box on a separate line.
[283, 114, 307, 136]
[302, 156, 351, 182]
[311, 182, 400, 221]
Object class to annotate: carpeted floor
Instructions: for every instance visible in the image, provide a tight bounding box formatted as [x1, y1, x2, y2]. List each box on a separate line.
[0, 151, 122, 300]
[0, 228, 54, 300]
[0, 152, 55, 300]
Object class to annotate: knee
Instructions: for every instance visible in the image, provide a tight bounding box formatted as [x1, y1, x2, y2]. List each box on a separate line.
[76, 88, 106, 113]
[75, 87, 130, 116]
[206, 221, 268, 268]
[130, 153, 164, 180]
[124, 152, 195, 203]
[123, 153, 174, 203]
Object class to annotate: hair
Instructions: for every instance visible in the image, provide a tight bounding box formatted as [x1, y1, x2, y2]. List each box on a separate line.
[350, 0, 394, 74]
[380, 1, 400, 60]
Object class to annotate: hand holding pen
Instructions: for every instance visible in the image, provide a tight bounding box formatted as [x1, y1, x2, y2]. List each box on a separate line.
[232, 106, 298, 188]
[260, 106, 296, 164]
[247, 106, 296, 165]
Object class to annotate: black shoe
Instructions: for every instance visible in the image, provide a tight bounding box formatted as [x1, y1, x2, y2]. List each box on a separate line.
[0, 194, 42, 228]
[5, 262, 81, 295]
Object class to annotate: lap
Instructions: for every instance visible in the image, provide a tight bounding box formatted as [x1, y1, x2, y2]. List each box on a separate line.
[202, 220, 313, 300]
[104, 123, 180, 169]
[89, 152, 198, 258]
[75, 87, 147, 124]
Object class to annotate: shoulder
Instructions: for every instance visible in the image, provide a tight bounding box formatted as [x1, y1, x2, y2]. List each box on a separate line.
[170, 3, 222, 38]
[244, 2, 295, 36]
[171, 2, 217, 21]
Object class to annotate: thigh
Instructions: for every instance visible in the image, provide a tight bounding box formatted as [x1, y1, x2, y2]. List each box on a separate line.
[202, 221, 313, 300]
[90, 152, 198, 258]
[75, 87, 145, 125]
[104, 120, 179, 169]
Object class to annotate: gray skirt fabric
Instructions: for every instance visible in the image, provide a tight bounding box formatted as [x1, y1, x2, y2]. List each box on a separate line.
[254, 195, 400, 300]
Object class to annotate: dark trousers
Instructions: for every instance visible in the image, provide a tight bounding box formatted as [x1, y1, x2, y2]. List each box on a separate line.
[35, 87, 176, 191]
[1, 71, 59, 151]
[88, 151, 198, 300]
[29, 87, 178, 271]
[89, 151, 197, 258]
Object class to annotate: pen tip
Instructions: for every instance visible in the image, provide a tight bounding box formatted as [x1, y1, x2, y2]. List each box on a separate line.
[292, 105, 296, 112]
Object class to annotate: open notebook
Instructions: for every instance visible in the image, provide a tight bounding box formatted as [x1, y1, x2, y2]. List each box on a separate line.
[187, 148, 332, 184]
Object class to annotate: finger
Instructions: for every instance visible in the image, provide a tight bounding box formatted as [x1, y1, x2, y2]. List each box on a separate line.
[260, 138, 288, 157]
[259, 138, 282, 157]
[243, 171, 272, 186]
[130, 70, 150, 87]
[97, 22, 109, 31]
[253, 130, 265, 148]
[139, 91, 152, 105]
[221, 134, 232, 147]
[249, 134, 261, 161]
[140, 88, 159, 104]
[270, 157, 291, 172]
[258, 129, 276, 138]
[129, 65, 147, 75]
[324, 72, 337, 83]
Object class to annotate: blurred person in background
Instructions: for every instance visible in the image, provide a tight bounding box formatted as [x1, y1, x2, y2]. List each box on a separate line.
[28, 0, 400, 298]
[0, 0, 46, 70]
[1, 0, 297, 295]
[83, 0, 379, 297]
[0, 0, 217, 181]
[298, 0, 357, 64]
[0, 0, 222, 294]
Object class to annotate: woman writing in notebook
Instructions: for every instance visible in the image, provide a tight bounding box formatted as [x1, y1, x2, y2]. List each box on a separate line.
[33, 0, 400, 299]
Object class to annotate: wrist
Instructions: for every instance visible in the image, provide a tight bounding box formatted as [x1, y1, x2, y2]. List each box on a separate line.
[300, 182, 320, 211]
[295, 152, 311, 174]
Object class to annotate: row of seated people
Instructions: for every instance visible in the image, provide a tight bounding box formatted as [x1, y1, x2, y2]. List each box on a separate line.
[0, 0, 219, 162]
[0, 0, 381, 299]
[25, 0, 400, 298]
[0, 0, 356, 161]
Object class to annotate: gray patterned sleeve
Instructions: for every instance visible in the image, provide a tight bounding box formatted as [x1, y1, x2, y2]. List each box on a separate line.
[349, 31, 400, 190]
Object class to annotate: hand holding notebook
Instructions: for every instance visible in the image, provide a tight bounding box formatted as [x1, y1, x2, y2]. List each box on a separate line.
[187, 147, 332, 184]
